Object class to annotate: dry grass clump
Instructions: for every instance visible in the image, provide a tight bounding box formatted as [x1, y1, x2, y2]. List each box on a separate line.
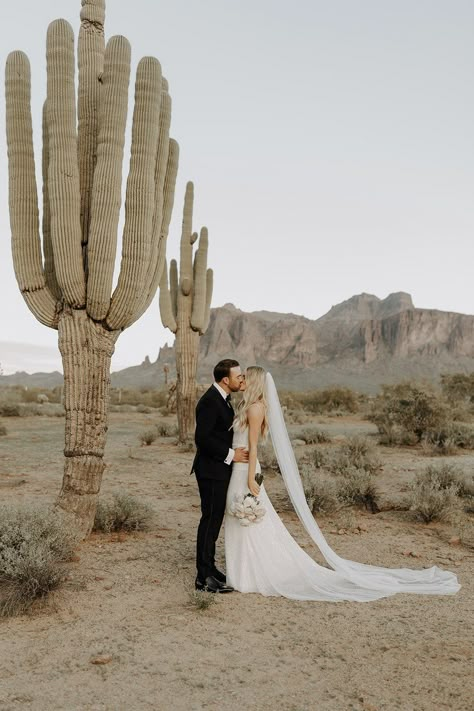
[139, 428, 158, 446]
[0, 505, 77, 617]
[369, 382, 452, 446]
[335, 468, 379, 512]
[93, 493, 154, 533]
[157, 422, 178, 437]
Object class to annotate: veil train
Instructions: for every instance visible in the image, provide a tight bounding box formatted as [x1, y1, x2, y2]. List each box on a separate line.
[264, 373, 460, 596]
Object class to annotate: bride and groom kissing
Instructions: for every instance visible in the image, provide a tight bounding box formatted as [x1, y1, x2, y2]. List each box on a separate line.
[191, 359, 460, 600]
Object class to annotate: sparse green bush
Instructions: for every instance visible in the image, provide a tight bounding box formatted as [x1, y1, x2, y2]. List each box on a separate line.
[369, 382, 451, 445]
[139, 428, 158, 446]
[0, 505, 77, 617]
[188, 588, 218, 611]
[408, 476, 460, 524]
[300, 466, 340, 514]
[93, 493, 154, 533]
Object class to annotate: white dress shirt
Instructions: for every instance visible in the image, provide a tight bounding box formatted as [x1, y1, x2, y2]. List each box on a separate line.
[213, 382, 235, 465]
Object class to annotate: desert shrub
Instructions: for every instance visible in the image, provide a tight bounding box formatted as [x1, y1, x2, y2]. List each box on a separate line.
[0, 505, 77, 617]
[136, 404, 152, 414]
[415, 463, 474, 500]
[0, 423, 7, 436]
[110, 388, 168, 409]
[422, 423, 474, 455]
[0, 403, 21, 417]
[300, 465, 340, 514]
[369, 382, 451, 445]
[440, 372, 474, 408]
[290, 387, 360, 415]
[139, 428, 158, 446]
[156, 422, 178, 437]
[259, 442, 280, 472]
[408, 476, 460, 523]
[93, 493, 154, 533]
[335, 468, 379, 512]
[313, 437, 382, 477]
[300, 427, 331, 444]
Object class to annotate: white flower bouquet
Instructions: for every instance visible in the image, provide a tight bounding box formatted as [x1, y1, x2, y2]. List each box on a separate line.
[229, 493, 266, 527]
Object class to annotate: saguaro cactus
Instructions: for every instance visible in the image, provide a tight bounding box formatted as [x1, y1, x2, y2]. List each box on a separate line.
[159, 182, 213, 441]
[5, 0, 179, 537]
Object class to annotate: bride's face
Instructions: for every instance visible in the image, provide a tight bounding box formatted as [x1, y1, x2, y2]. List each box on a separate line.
[239, 374, 247, 392]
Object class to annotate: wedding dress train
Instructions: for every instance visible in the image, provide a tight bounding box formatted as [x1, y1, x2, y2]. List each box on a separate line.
[224, 374, 460, 601]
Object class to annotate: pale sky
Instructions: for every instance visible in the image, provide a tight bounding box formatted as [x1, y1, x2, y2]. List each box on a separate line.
[1, 0, 473, 374]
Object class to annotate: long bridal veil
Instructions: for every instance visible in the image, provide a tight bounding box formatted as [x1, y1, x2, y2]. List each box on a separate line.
[264, 373, 460, 597]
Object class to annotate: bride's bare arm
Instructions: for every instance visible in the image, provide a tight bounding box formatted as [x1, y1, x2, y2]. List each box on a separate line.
[247, 403, 264, 496]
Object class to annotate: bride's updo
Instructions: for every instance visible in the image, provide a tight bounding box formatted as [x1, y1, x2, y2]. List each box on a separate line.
[234, 365, 269, 438]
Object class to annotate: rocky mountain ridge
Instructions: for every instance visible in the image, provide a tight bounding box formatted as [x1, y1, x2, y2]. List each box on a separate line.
[2, 292, 474, 392]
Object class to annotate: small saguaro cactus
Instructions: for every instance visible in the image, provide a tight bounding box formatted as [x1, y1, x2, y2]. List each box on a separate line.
[159, 182, 213, 441]
[5, 0, 179, 537]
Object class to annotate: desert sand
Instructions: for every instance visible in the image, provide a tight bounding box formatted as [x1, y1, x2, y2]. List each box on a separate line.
[0, 412, 472, 711]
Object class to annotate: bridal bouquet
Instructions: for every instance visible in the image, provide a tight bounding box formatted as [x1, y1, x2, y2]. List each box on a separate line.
[229, 493, 266, 526]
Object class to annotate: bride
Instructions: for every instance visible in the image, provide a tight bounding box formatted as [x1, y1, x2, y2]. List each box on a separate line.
[224, 366, 460, 601]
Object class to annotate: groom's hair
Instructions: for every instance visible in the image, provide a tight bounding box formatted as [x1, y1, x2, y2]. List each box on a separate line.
[214, 359, 240, 383]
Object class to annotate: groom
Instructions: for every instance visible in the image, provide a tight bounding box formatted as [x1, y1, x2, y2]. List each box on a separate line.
[192, 359, 248, 593]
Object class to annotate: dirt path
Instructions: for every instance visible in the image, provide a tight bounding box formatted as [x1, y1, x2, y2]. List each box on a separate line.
[0, 414, 472, 711]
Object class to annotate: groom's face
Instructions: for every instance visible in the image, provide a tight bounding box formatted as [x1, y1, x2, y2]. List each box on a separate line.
[224, 366, 244, 393]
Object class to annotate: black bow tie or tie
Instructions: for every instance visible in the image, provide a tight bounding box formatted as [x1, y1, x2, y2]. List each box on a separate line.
[226, 395, 232, 407]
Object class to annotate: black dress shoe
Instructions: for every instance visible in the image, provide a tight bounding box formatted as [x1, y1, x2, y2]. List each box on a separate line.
[195, 575, 234, 593]
[212, 568, 226, 584]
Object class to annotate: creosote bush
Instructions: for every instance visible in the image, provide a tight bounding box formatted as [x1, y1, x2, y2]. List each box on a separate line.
[0, 505, 77, 617]
[369, 382, 452, 446]
[422, 423, 474, 455]
[300, 427, 331, 445]
[93, 493, 154, 533]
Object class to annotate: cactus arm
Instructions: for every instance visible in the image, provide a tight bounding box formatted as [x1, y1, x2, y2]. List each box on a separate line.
[106, 57, 162, 330]
[190, 227, 208, 332]
[86, 35, 131, 320]
[41, 101, 62, 301]
[5, 51, 58, 328]
[201, 268, 214, 333]
[159, 261, 177, 333]
[77, 0, 105, 257]
[170, 258, 179, 320]
[133, 135, 179, 324]
[46, 20, 86, 308]
[179, 182, 194, 296]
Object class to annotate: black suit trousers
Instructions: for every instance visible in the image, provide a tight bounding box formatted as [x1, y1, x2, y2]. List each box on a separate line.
[196, 475, 230, 580]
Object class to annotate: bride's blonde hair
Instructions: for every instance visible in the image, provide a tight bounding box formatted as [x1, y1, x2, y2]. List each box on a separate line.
[235, 366, 269, 438]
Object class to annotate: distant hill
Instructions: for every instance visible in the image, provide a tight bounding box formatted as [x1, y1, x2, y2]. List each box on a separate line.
[2, 292, 474, 392]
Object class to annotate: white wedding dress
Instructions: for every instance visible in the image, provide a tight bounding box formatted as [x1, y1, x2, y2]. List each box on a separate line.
[224, 374, 460, 601]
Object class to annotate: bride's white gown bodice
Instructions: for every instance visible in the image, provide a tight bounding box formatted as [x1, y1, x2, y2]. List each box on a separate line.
[224, 424, 460, 601]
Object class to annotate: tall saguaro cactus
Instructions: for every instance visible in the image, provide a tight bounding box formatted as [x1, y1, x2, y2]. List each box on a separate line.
[5, 0, 179, 537]
[159, 182, 213, 442]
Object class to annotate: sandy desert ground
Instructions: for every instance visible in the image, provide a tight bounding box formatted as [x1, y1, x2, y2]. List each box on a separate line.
[0, 412, 472, 711]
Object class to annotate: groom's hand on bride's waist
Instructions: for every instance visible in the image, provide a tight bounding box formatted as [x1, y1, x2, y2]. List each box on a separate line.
[233, 448, 249, 463]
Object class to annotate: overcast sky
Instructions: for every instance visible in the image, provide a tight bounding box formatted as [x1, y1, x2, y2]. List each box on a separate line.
[1, 0, 473, 374]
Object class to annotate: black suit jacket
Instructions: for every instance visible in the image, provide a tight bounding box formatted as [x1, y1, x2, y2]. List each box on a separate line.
[192, 385, 234, 481]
